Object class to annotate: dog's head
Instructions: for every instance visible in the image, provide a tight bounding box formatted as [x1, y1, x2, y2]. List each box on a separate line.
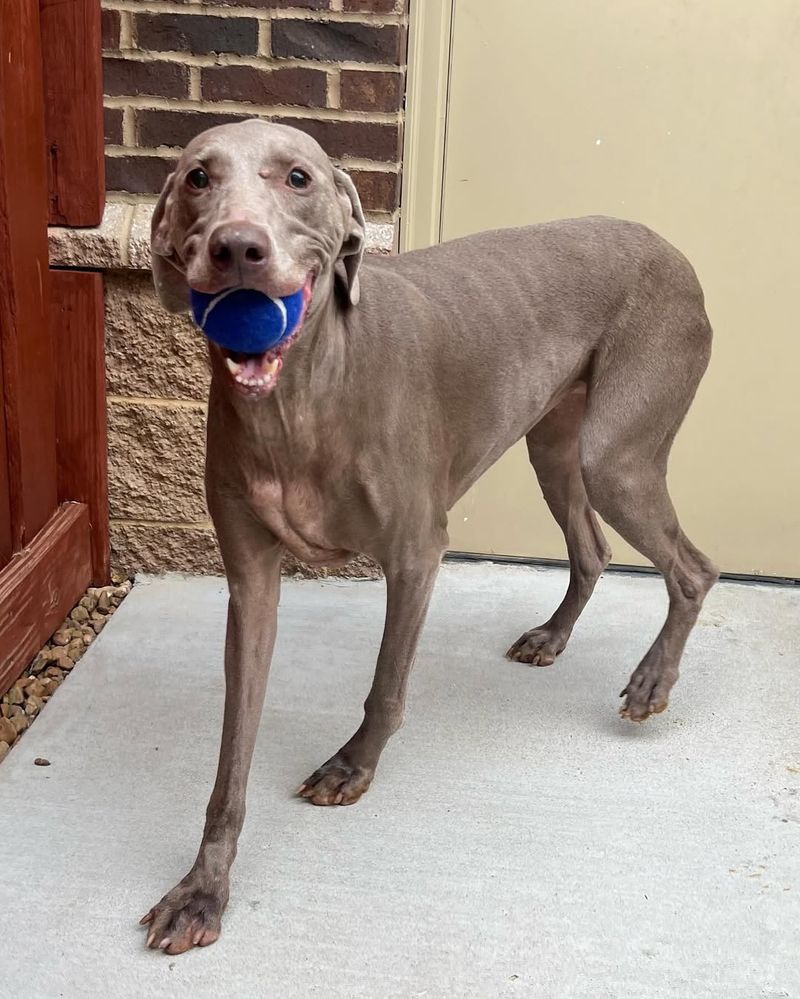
[151, 120, 365, 397]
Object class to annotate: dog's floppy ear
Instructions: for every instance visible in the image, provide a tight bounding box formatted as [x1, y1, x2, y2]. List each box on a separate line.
[151, 172, 190, 314]
[332, 166, 366, 306]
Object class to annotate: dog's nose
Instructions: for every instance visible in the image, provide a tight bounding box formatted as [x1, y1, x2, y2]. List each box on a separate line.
[208, 223, 271, 274]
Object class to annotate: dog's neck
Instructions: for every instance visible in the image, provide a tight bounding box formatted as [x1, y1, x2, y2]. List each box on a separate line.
[207, 282, 357, 453]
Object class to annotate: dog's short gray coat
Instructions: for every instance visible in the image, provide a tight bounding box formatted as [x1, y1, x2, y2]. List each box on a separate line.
[141, 120, 718, 954]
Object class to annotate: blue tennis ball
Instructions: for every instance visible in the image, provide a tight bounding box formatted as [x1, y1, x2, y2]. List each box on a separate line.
[190, 287, 305, 354]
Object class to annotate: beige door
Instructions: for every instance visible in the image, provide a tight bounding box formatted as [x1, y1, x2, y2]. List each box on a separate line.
[402, 0, 800, 578]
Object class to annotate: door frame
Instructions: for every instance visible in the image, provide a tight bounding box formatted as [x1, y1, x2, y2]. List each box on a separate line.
[399, 0, 454, 253]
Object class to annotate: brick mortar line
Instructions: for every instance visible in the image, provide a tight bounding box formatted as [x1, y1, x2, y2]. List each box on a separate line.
[257, 19, 270, 58]
[188, 66, 201, 100]
[106, 145, 401, 173]
[104, 2, 406, 27]
[327, 67, 341, 110]
[107, 192, 161, 205]
[108, 394, 208, 410]
[103, 48, 404, 74]
[111, 517, 214, 530]
[122, 106, 136, 147]
[119, 10, 134, 48]
[103, 96, 402, 125]
[119, 204, 135, 267]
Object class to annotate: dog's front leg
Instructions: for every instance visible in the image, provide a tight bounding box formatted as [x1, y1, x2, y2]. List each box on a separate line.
[299, 547, 443, 806]
[141, 499, 282, 954]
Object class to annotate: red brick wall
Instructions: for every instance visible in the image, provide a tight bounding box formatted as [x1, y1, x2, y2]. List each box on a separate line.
[102, 2, 408, 218]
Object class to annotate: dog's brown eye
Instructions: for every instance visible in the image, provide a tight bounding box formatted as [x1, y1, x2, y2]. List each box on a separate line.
[187, 168, 209, 190]
[288, 168, 311, 190]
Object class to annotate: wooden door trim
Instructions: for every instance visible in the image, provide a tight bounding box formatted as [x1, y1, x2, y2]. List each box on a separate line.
[399, 0, 454, 252]
[0, 503, 92, 694]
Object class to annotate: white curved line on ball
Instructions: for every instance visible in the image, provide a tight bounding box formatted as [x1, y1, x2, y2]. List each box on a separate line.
[200, 288, 240, 329]
[270, 295, 288, 337]
[201, 289, 287, 340]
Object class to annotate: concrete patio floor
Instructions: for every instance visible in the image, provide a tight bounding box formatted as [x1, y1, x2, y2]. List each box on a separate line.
[0, 562, 798, 999]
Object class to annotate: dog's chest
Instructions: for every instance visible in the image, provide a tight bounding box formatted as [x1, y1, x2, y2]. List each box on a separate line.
[247, 476, 352, 567]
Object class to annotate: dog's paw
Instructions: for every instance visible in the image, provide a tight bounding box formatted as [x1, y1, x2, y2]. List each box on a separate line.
[140, 874, 227, 955]
[297, 756, 374, 806]
[618, 659, 674, 721]
[506, 626, 567, 666]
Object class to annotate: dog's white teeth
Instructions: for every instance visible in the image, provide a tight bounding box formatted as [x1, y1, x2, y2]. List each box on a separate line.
[264, 358, 279, 376]
[225, 357, 240, 375]
[241, 378, 265, 387]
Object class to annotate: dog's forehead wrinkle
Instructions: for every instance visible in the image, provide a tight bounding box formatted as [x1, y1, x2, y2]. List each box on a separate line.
[187, 120, 331, 170]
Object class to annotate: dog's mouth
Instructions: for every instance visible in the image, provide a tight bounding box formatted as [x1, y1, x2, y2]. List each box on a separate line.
[220, 277, 314, 399]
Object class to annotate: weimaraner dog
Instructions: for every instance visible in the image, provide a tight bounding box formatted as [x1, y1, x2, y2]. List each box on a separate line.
[142, 119, 717, 953]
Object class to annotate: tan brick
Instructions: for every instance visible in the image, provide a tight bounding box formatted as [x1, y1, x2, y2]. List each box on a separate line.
[105, 271, 209, 402]
[107, 401, 208, 522]
[111, 523, 223, 576]
[109, 523, 382, 579]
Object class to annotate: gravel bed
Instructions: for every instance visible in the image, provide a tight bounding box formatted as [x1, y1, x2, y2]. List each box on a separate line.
[0, 573, 133, 764]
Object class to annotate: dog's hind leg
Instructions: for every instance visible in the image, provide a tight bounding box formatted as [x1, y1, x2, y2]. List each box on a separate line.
[507, 384, 611, 666]
[579, 311, 718, 721]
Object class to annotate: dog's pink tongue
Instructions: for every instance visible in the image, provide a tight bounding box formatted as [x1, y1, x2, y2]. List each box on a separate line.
[239, 357, 266, 379]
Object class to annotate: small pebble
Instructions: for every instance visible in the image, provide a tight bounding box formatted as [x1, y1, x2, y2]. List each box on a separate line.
[27, 679, 47, 699]
[10, 714, 29, 735]
[80, 593, 99, 613]
[0, 717, 17, 745]
[34, 758, 51, 767]
[30, 655, 49, 675]
[67, 639, 84, 661]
